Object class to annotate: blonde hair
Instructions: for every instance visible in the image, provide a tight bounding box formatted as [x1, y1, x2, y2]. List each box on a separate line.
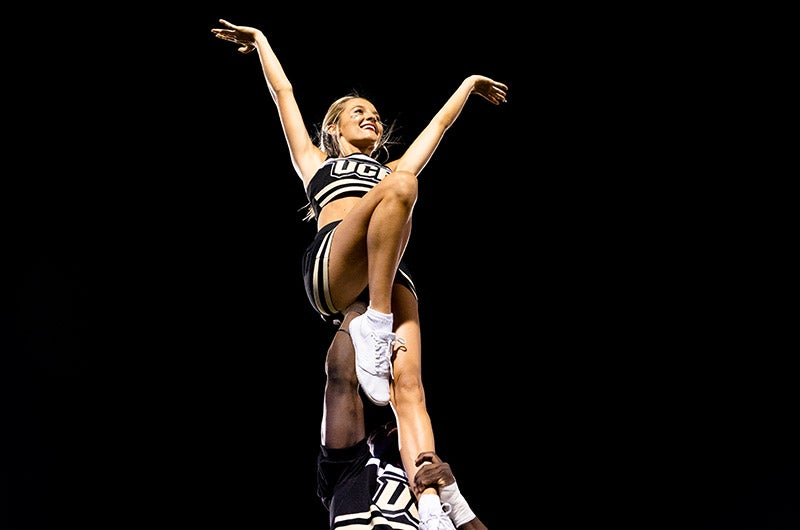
[303, 93, 398, 221]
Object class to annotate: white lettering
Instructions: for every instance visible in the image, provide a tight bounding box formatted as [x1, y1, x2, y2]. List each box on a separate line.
[332, 160, 389, 181]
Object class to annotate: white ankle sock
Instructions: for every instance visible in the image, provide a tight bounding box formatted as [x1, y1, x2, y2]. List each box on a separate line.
[365, 307, 393, 331]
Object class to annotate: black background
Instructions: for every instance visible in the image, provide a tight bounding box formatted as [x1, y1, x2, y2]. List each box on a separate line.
[4, 5, 797, 529]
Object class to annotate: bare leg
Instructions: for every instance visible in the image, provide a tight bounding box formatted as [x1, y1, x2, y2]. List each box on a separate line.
[326, 171, 418, 407]
[363, 171, 416, 313]
[326, 170, 417, 313]
[389, 285, 437, 499]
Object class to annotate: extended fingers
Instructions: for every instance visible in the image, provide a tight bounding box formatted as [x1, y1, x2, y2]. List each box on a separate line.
[492, 82, 508, 103]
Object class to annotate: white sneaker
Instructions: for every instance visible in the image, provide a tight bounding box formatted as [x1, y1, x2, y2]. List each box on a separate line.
[419, 503, 456, 530]
[349, 313, 394, 406]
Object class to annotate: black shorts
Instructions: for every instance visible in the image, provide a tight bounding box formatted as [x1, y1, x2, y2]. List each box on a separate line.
[316, 439, 372, 512]
[302, 220, 417, 322]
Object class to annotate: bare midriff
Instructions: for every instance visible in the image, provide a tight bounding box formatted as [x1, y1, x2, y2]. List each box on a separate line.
[317, 197, 359, 231]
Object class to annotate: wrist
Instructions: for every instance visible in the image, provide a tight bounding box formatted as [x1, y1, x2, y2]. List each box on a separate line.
[440, 482, 476, 527]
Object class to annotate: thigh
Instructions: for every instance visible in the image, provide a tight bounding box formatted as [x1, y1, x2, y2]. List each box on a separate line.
[326, 176, 412, 309]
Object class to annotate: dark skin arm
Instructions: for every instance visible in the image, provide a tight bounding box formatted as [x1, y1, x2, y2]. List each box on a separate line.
[414, 452, 489, 530]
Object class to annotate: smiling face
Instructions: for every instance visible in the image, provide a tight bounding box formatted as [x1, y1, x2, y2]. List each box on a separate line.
[327, 97, 384, 155]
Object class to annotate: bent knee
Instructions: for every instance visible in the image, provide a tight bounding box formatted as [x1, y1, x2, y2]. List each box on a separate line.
[391, 374, 425, 402]
[384, 170, 418, 204]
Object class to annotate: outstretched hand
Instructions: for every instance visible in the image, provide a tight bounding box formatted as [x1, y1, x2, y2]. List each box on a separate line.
[210, 19, 260, 54]
[471, 75, 509, 105]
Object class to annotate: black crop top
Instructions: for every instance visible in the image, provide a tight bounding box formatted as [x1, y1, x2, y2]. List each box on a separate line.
[306, 153, 392, 220]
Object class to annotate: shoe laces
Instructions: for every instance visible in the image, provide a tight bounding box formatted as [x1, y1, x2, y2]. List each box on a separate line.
[419, 503, 453, 530]
[368, 330, 396, 378]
